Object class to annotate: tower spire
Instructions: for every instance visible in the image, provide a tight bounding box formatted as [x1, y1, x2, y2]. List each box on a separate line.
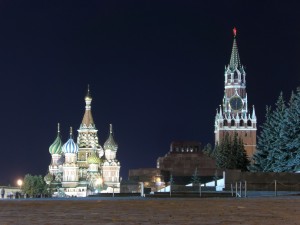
[229, 27, 242, 70]
[81, 85, 95, 128]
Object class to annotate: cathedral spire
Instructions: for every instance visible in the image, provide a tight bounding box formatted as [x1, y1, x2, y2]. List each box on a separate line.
[81, 85, 95, 128]
[110, 123, 113, 134]
[70, 127, 73, 138]
[229, 27, 242, 70]
[85, 84, 92, 101]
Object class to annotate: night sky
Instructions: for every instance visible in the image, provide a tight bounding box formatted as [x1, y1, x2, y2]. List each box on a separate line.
[1, 1, 300, 185]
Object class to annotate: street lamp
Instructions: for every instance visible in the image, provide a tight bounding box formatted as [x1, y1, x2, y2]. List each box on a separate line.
[17, 179, 23, 189]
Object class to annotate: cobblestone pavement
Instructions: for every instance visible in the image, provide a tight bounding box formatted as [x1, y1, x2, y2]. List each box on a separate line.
[0, 197, 299, 225]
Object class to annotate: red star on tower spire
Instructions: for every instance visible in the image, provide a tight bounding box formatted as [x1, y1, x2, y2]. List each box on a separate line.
[233, 27, 237, 37]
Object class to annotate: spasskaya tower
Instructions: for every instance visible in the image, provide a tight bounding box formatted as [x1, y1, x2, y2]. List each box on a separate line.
[214, 28, 257, 158]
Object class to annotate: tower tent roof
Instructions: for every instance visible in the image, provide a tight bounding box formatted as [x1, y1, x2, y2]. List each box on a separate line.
[229, 27, 242, 71]
[81, 110, 95, 127]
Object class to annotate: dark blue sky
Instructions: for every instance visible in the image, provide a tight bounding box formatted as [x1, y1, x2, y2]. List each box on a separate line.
[0, 0, 300, 185]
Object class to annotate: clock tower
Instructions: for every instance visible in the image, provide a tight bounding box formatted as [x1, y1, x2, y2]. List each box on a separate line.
[214, 28, 257, 158]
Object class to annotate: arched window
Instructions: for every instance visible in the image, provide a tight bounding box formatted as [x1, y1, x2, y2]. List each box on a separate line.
[223, 120, 228, 126]
[240, 120, 244, 126]
[231, 120, 235, 126]
[247, 120, 252, 126]
[234, 71, 239, 80]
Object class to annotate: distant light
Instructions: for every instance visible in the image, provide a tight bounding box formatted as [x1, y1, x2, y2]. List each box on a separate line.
[17, 179, 23, 187]
[95, 178, 103, 186]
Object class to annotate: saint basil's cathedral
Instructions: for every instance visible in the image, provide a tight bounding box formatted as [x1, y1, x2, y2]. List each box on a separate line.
[44, 88, 121, 197]
[214, 28, 257, 158]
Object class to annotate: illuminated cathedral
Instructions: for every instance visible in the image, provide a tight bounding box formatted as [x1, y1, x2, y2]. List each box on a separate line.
[44, 88, 121, 197]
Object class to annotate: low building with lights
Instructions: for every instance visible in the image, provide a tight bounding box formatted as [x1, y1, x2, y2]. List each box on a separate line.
[0, 186, 22, 199]
[124, 141, 219, 193]
[157, 141, 217, 180]
[45, 87, 121, 197]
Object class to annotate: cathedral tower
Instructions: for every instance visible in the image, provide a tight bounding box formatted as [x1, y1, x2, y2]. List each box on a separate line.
[62, 127, 79, 188]
[102, 124, 121, 192]
[48, 123, 63, 176]
[77, 86, 104, 183]
[214, 28, 257, 158]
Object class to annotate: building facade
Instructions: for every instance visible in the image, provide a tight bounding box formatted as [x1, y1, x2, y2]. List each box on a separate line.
[214, 28, 257, 158]
[45, 88, 121, 197]
[157, 141, 217, 178]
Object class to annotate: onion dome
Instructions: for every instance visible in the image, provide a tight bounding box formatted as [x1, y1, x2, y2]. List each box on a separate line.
[49, 123, 63, 155]
[104, 124, 118, 151]
[62, 127, 78, 154]
[87, 151, 101, 164]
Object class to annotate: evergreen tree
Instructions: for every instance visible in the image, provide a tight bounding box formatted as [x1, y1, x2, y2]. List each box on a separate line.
[280, 89, 300, 171]
[237, 135, 250, 171]
[215, 132, 231, 169]
[203, 143, 213, 157]
[268, 92, 288, 171]
[169, 173, 174, 185]
[250, 106, 272, 171]
[191, 168, 201, 185]
[250, 93, 287, 172]
[215, 132, 249, 170]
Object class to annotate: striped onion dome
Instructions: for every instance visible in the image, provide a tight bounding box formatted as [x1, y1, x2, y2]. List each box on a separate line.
[87, 151, 101, 164]
[62, 127, 78, 154]
[49, 123, 63, 155]
[104, 124, 118, 151]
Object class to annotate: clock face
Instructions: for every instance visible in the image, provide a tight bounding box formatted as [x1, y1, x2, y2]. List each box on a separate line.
[229, 96, 243, 111]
